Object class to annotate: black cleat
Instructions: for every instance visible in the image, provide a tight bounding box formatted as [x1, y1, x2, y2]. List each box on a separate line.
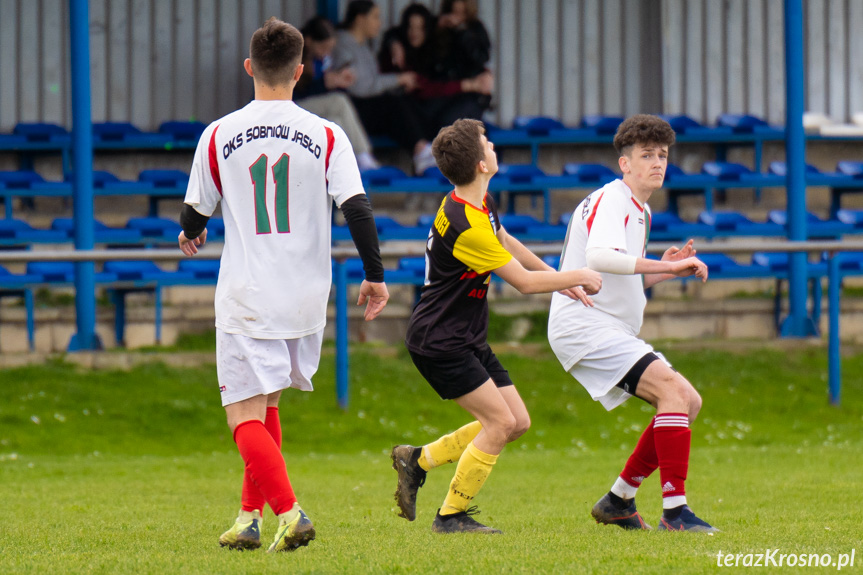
[391, 445, 427, 521]
[591, 492, 652, 530]
[431, 507, 502, 534]
[658, 505, 719, 532]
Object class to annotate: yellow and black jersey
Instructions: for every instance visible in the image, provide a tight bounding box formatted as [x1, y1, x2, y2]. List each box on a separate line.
[405, 191, 513, 357]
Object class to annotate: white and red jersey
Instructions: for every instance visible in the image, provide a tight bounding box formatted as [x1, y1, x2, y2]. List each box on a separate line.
[549, 179, 651, 370]
[184, 99, 364, 339]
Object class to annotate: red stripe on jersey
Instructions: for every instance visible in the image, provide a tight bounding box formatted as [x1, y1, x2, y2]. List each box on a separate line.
[630, 197, 644, 212]
[324, 126, 335, 182]
[208, 125, 223, 196]
[586, 192, 604, 235]
[625, 214, 630, 227]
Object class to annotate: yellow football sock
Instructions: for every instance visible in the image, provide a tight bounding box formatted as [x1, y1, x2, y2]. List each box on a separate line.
[440, 441, 498, 515]
[418, 420, 482, 471]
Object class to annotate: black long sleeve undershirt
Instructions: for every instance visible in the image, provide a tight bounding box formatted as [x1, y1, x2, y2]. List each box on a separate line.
[341, 194, 384, 283]
[180, 204, 209, 239]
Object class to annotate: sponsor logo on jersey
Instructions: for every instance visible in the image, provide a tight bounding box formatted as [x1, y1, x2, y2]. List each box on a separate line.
[219, 385, 227, 393]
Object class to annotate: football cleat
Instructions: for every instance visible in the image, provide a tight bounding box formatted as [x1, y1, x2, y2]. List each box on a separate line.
[431, 507, 502, 534]
[391, 445, 427, 521]
[590, 492, 652, 530]
[267, 506, 316, 552]
[658, 505, 719, 533]
[219, 509, 262, 550]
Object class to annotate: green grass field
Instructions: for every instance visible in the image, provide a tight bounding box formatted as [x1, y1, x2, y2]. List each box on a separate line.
[1, 343, 861, 574]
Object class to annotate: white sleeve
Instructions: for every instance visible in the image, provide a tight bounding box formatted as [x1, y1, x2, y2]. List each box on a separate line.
[586, 246, 637, 274]
[585, 191, 629, 253]
[324, 122, 366, 207]
[183, 122, 221, 217]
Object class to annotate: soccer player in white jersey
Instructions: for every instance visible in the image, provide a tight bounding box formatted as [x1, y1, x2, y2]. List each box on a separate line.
[548, 114, 718, 532]
[178, 18, 389, 552]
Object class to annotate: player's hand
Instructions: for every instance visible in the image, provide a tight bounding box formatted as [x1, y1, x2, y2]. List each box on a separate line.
[178, 228, 207, 256]
[669, 256, 708, 282]
[558, 285, 594, 307]
[357, 280, 389, 321]
[577, 267, 603, 295]
[661, 239, 696, 262]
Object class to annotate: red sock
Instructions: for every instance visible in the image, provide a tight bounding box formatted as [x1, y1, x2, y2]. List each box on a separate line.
[233, 419, 296, 516]
[241, 407, 282, 513]
[653, 413, 690, 500]
[619, 416, 659, 488]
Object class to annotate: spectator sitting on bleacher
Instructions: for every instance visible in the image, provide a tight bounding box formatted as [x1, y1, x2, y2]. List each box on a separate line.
[295, 16, 381, 172]
[331, 0, 436, 175]
[435, 0, 493, 114]
[378, 3, 492, 141]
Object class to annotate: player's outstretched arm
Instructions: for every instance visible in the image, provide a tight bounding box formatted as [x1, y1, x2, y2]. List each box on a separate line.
[357, 280, 389, 321]
[496, 226, 594, 306]
[494, 258, 602, 295]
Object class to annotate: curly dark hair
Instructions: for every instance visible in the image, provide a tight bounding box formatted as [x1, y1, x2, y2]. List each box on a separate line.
[612, 114, 676, 155]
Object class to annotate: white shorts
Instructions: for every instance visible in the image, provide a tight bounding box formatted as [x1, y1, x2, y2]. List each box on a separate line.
[216, 328, 323, 406]
[567, 333, 657, 411]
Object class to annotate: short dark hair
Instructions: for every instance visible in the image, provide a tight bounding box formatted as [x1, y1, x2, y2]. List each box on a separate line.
[342, 0, 376, 29]
[249, 17, 304, 86]
[301, 16, 335, 43]
[432, 119, 486, 186]
[612, 114, 676, 155]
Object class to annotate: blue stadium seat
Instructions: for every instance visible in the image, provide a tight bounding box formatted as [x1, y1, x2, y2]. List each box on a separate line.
[26, 261, 118, 283]
[752, 252, 827, 277]
[659, 114, 733, 139]
[698, 211, 784, 237]
[103, 260, 195, 282]
[0, 264, 42, 285]
[92, 122, 172, 148]
[766, 210, 854, 239]
[649, 211, 713, 241]
[837, 160, 863, 178]
[373, 215, 425, 241]
[499, 213, 543, 233]
[716, 114, 783, 136]
[0, 218, 69, 244]
[138, 169, 189, 189]
[542, 254, 561, 269]
[580, 115, 624, 135]
[513, 116, 566, 136]
[12, 123, 71, 144]
[51, 217, 142, 244]
[207, 217, 225, 240]
[836, 209, 863, 230]
[126, 217, 181, 241]
[360, 166, 408, 187]
[560, 163, 617, 186]
[178, 259, 220, 280]
[419, 166, 450, 185]
[417, 214, 435, 229]
[662, 164, 719, 214]
[496, 163, 545, 183]
[158, 121, 207, 147]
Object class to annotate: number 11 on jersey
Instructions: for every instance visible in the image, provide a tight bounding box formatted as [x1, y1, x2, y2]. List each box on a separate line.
[250, 153, 291, 234]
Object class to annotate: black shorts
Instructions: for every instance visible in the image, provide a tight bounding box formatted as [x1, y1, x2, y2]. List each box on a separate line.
[409, 343, 514, 400]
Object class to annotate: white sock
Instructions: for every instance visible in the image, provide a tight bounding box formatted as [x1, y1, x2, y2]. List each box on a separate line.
[610, 476, 639, 500]
[663, 495, 687, 509]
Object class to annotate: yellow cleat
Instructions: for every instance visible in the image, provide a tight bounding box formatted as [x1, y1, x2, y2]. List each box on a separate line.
[267, 505, 315, 553]
[219, 509, 262, 550]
